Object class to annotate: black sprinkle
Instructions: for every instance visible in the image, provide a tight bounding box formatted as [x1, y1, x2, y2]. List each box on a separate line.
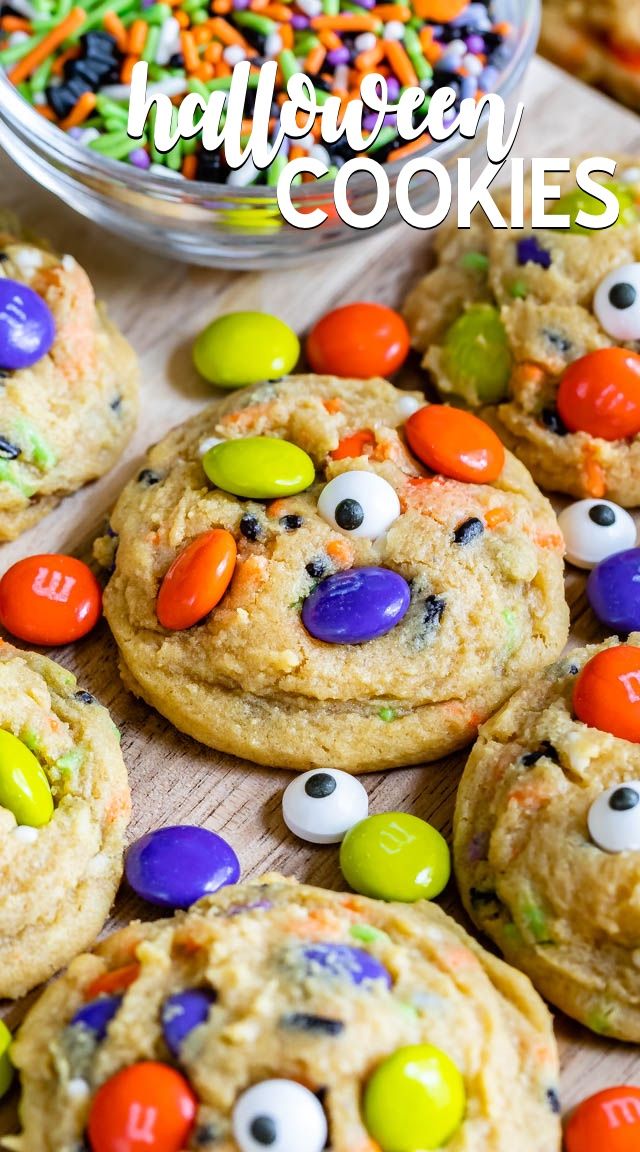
[521, 740, 559, 767]
[167, 52, 185, 68]
[193, 1124, 223, 1147]
[423, 595, 446, 629]
[0, 371, 10, 380]
[542, 328, 572, 354]
[280, 514, 303, 532]
[453, 517, 484, 546]
[609, 282, 636, 311]
[541, 408, 568, 437]
[280, 1013, 345, 1036]
[74, 690, 96, 705]
[567, 664, 579, 676]
[249, 1117, 277, 1146]
[305, 772, 337, 799]
[469, 887, 499, 909]
[239, 513, 262, 541]
[0, 437, 20, 460]
[0, 253, 8, 262]
[589, 504, 615, 527]
[110, 396, 123, 413]
[609, 786, 640, 811]
[546, 1089, 561, 1115]
[305, 558, 326, 579]
[137, 469, 161, 486]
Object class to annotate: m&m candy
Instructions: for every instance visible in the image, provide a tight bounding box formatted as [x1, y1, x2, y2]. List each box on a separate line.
[161, 989, 216, 1056]
[203, 437, 314, 500]
[232, 1079, 327, 1152]
[193, 312, 299, 388]
[573, 646, 640, 744]
[317, 472, 401, 541]
[71, 995, 122, 1042]
[404, 405, 505, 484]
[594, 263, 640, 341]
[556, 349, 640, 441]
[306, 303, 409, 379]
[156, 530, 236, 631]
[301, 568, 411, 645]
[558, 499, 636, 569]
[87, 1062, 197, 1152]
[565, 1086, 640, 1152]
[440, 304, 512, 405]
[298, 943, 391, 988]
[282, 769, 369, 844]
[363, 1044, 466, 1151]
[339, 812, 450, 902]
[0, 730, 53, 828]
[0, 1021, 13, 1100]
[0, 554, 102, 645]
[0, 278, 55, 371]
[125, 825, 240, 909]
[588, 781, 640, 853]
[587, 548, 640, 632]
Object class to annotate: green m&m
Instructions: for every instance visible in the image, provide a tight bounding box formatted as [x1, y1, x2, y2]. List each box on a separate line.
[441, 304, 512, 406]
[203, 436, 315, 499]
[363, 1044, 466, 1151]
[553, 182, 637, 235]
[339, 812, 450, 902]
[193, 311, 300, 389]
[0, 729, 53, 828]
[0, 1022, 13, 1099]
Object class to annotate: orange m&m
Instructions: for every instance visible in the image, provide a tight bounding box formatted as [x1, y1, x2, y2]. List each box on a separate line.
[573, 645, 640, 743]
[156, 529, 237, 631]
[0, 554, 101, 646]
[87, 1062, 197, 1152]
[557, 348, 640, 441]
[565, 1086, 640, 1152]
[306, 303, 410, 378]
[404, 405, 505, 484]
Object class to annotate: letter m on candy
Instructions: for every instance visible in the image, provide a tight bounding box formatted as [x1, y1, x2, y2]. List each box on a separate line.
[603, 1097, 640, 1128]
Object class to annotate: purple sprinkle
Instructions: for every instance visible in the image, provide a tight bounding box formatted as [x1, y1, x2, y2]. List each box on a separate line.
[234, 0, 251, 6]
[460, 75, 477, 100]
[349, 0, 375, 9]
[442, 108, 457, 127]
[327, 47, 350, 65]
[291, 14, 308, 27]
[129, 147, 151, 170]
[363, 112, 396, 130]
[68, 126, 84, 139]
[466, 33, 484, 52]
[386, 76, 400, 100]
[479, 65, 499, 90]
[517, 235, 551, 269]
[226, 899, 272, 917]
[468, 832, 489, 863]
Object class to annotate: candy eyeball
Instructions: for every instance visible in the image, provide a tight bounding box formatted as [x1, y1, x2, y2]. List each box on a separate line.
[318, 471, 400, 540]
[282, 768, 369, 844]
[558, 499, 636, 569]
[232, 1079, 328, 1152]
[588, 781, 640, 853]
[594, 263, 640, 340]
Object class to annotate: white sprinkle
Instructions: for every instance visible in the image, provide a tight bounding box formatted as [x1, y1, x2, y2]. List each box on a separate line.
[198, 436, 223, 456]
[10, 247, 45, 276]
[227, 157, 260, 187]
[296, 0, 322, 14]
[397, 394, 422, 418]
[148, 163, 182, 179]
[77, 127, 100, 146]
[12, 825, 38, 844]
[87, 852, 110, 876]
[332, 63, 349, 91]
[61, 254, 77, 271]
[264, 31, 283, 57]
[383, 21, 405, 40]
[100, 77, 187, 100]
[621, 167, 640, 184]
[354, 31, 377, 52]
[5, 0, 37, 17]
[462, 53, 483, 75]
[8, 30, 29, 45]
[155, 16, 181, 66]
[32, 91, 47, 106]
[67, 1079, 90, 1103]
[445, 37, 467, 55]
[223, 44, 246, 66]
[309, 143, 331, 166]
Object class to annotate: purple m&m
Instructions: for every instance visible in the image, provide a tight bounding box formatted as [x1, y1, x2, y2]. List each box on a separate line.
[125, 825, 240, 910]
[301, 943, 391, 988]
[0, 279, 55, 371]
[70, 995, 122, 1041]
[587, 547, 640, 633]
[301, 567, 410, 644]
[161, 988, 217, 1056]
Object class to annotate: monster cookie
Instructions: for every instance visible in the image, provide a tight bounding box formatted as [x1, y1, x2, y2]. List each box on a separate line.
[96, 375, 568, 772]
[0, 214, 138, 540]
[540, 1, 640, 110]
[0, 642, 130, 998]
[403, 161, 640, 505]
[7, 876, 561, 1152]
[454, 636, 640, 1041]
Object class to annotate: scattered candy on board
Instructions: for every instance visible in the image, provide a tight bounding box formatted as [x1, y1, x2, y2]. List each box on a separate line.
[125, 824, 240, 909]
[573, 645, 640, 744]
[232, 1079, 328, 1152]
[588, 781, 640, 854]
[0, 553, 102, 645]
[0, 729, 53, 828]
[404, 404, 505, 483]
[203, 436, 315, 499]
[282, 769, 369, 844]
[594, 263, 640, 341]
[556, 349, 640, 440]
[339, 811, 450, 901]
[87, 1062, 197, 1152]
[193, 312, 299, 388]
[301, 566, 411, 644]
[363, 1043, 466, 1151]
[317, 470, 401, 540]
[156, 529, 237, 629]
[0, 1021, 13, 1100]
[306, 303, 410, 378]
[587, 548, 640, 632]
[565, 1085, 640, 1152]
[0, 278, 55, 371]
[558, 499, 637, 569]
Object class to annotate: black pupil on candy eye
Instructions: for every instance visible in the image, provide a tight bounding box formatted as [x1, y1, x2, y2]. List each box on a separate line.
[335, 499, 364, 531]
[249, 1116, 277, 1145]
[305, 772, 337, 798]
[609, 283, 637, 310]
[589, 504, 616, 527]
[609, 787, 640, 811]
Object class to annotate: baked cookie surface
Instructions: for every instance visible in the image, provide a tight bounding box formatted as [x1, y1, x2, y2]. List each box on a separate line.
[0, 215, 138, 540]
[403, 161, 640, 504]
[0, 642, 130, 998]
[540, 1, 640, 109]
[7, 875, 561, 1152]
[454, 636, 640, 1042]
[97, 375, 568, 772]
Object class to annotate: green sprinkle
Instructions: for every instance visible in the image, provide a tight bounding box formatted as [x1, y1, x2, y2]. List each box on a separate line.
[460, 251, 489, 272]
[277, 48, 298, 85]
[378, 706, 397, 723]
[350, 924, 391, 944]
[233, 10, 277, 34]
[143, 2, 172, 20]
[187, 77, 212, 100]
[366, 125, 399, 154]
[30, 57, 53, 95]
[141, 23, 160, 63]
[55, 747, 85, 775]
[0, 32, 43, 66]
[586, 1005, 616, 1035]
[502, 922, 523, 945]
[323, 0, 339, 12]
[21, 729, 43, 755]
[521, 901, 552, 944]
[502, 608, 519, 656]
[89, 131, 141, 160]
[267, 153, 287, 186]
[509, 279, 528, 299]
[0, 460, 36, 498]
[403, 26, 432, 83]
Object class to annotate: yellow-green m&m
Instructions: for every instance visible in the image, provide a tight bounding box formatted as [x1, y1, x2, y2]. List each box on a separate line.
[339, 812, 450, 902]
[193, 311, 299, 388]
[0, 729, 53, 828]
[0, 1022, 13, 1099]
[363, 1044, 466, 1151]
[203, 436, 315, 500]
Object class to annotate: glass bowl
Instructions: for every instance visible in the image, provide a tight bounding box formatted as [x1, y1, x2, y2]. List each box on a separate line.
[0, 0, 539, 269]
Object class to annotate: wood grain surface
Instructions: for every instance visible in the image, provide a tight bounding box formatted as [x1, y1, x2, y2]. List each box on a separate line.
[0, 54, 639, 1139]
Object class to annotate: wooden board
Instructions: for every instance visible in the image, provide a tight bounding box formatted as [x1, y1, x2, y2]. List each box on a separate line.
[1, 54, 640, 1138]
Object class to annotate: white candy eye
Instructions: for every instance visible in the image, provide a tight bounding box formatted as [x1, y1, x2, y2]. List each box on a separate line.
[232, 1080, 328, 1152]
[594, 263, 640, 340]
[282, 769, 368, 844]
[588, 781, 640, 853]
[558, 499, 636, 569]
[318, 471, 400, 539]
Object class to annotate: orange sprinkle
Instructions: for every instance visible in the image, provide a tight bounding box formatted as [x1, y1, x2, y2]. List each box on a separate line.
[59, 90, 96, 130]
[485, 506, 511, 530]
[120, 53, 137, 83]
[534, 530, 565, 552]
[181, 153, 198, 179]
[127, 17, 148, 55]
[318, 28, 342, 49]
[261, 2, 292, 17]
[493, 20, 511, 35]
[384, 134, 426, 162]
[216, 58, 232, 76]
[181, 29, 200, 71]
[35, 104, 56, 120]
[250, 0, 269, 8]
[326, 538, 354, 567]
[355, 43, 385, 69]
[412, 0, 467, 17]
[204, 40, 223, 62]
[84, 963, 141, 1001]
[193, 60, 214, 80]
[266, 498, 289, 519]
[9, 6, 86, 85]
[289, 144, 306, 161]
[518, 361, 544, 384]
[51, 45, 79, 76]
[212, 0, 233, 10]
[175, 8, 190, 25]
[312, 12, 378, 29]
[372, 3, 411, 18]
[323, 397, 343, 414]
[103, 10, 128, 50]
[209, 15, 250, 46]
[0, 15, 30, 31]
[303, 43, 326, 73]
[233, 553, 268, 588]
[582, 447, 606, 499]
[279, 21, 293, 47]
[194, 23, 212, 44]
[383, 38, 418, 87]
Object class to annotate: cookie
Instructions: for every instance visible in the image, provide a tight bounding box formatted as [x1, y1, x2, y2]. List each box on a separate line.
[0, 642, 130, 998]
[541, 1, 640, 110]
[96, 375, 568, 772]
[454, 636, 640, 1041]
[7, 875, 561, 1152]
[403, 161, 640, 505]
[0, 214, 138, 540]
